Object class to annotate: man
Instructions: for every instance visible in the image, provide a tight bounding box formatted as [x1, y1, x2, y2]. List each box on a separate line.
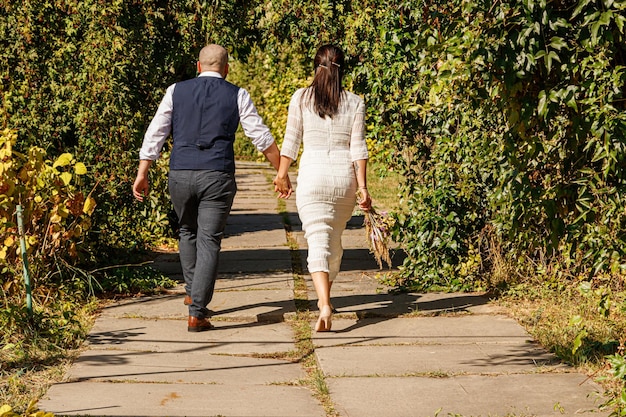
[133, 44, 291, 332]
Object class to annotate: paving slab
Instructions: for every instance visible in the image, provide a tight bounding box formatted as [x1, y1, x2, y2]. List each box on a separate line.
[216, 272, 294, 291]
[40, 382, 324, 417]
[64, 350, 303, 384]
[307, 286, 502, 316]
[230, 197, 280, 211]
[138, 273, 293, 294]
[315, 343, 565, 376]
[208, 288, 296, 322]
[217, 247, 292, 273]
[100, 287, 296, 322]
[86, 319, 296, 355]
[99, 293, 188, 319]
[327, 374, 606, 417]
[222, 229, 288, 249]
[149, 252, 184, 277]
[224, 219, 286, 234]
[312, 316, 531, 347]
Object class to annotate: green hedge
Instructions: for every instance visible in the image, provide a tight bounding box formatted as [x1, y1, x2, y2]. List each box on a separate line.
[2, 0, 625, 292]
[228, 0, 626, 290]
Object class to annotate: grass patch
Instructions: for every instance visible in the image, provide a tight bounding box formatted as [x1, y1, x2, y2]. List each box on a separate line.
[366, 163, 403, 212]
[498, 281, 626, 413]
[499, 283, 625, 366]
[0, 297, 98, 414]
[1, 263, 177, 414]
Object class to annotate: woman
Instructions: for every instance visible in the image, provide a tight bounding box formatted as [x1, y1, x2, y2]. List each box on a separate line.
[274, 44, 371, 332]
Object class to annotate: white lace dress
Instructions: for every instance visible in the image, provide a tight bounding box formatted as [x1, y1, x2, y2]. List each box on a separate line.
[281, 88, 368, 281]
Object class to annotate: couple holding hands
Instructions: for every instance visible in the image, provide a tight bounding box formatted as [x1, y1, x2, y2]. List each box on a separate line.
[133, 43, 371, 333]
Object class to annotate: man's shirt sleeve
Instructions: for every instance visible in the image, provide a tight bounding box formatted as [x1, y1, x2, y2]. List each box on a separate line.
[139, 84, 175, 160]
[237, 88, 275, 152]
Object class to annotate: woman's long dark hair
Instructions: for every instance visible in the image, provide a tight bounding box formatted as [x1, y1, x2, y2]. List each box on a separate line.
[304, 44, 344, 118]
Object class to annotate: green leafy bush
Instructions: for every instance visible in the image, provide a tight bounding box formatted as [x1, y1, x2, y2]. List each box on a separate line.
[337, 0, 626, 291]
[0, 0, 262, 253]
[96, 265, 177, 296]
[0, 129, 95, 297]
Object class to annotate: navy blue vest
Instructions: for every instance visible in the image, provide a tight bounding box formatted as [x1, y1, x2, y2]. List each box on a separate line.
[169, 76, 240, 173]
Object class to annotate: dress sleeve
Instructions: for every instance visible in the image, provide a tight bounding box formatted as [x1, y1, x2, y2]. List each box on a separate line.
[280, 90, 304, 161]
[350, 97, 368, 162]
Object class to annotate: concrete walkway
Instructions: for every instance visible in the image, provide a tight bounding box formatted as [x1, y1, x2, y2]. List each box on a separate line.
[38, 162, 606, 417]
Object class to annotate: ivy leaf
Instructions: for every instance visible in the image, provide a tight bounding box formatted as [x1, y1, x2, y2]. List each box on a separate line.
[549, 37, 567, 51]
[572, 0, 593, 19]
[60, 172, 72, 186]
[615, 14, 626, 33]
[537, 90, 548, 117]
[545, 51, 560, 74]
[53, 153, 73, 168]
[74, 162, 87, 175]
[83, 196, 96, 215]
[572, 329, 588, 354]
[569, 315, 584, 326]
[598, 10, 613, 26]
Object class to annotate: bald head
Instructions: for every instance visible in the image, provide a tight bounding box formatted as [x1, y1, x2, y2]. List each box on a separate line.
[198, 44, 229, 75]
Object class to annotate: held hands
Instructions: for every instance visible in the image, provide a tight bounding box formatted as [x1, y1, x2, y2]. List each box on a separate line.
[274, 174, 293, 199]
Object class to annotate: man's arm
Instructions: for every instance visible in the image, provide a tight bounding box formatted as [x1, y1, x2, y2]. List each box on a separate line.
[262, 142, 281, 170]
[133, 85, 174, 202]
[237, 88, 293, 197]
[133, 159, 153, 202]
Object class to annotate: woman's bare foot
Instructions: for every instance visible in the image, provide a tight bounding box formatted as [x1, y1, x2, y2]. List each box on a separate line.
[315, 305, 333, 332]
[318, 301, 336, 313]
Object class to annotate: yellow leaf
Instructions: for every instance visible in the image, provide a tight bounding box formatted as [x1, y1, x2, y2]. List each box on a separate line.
[29, 411, 53, 417]
[53, 153, 73, 168]
[50, 213, 62, 223]
[60, 172, 72, 186]
[58, 205, 69, 218]
[0, 404, 15, 415]
[34, 195, 42, 203]
[74, 162, 87, 175]
[3, 236, 13, 247]
[83, 196, 96, 215]
[0, 162, 10, 176]
[0, 247, 7, 260]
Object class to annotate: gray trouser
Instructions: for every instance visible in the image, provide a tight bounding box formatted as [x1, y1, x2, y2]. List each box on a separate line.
[168, 170, 237, 319]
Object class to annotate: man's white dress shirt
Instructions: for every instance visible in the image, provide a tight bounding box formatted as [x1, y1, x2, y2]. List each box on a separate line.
[139, 71, 274, 161]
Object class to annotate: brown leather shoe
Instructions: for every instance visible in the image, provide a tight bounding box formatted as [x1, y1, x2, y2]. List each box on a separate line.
[183, 295, 192, 305]
[188, 316, 214, 332]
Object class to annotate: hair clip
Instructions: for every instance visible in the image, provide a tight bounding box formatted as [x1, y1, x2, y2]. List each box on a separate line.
[331, 62, 340, 67]
[318, 64, 329, 69]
